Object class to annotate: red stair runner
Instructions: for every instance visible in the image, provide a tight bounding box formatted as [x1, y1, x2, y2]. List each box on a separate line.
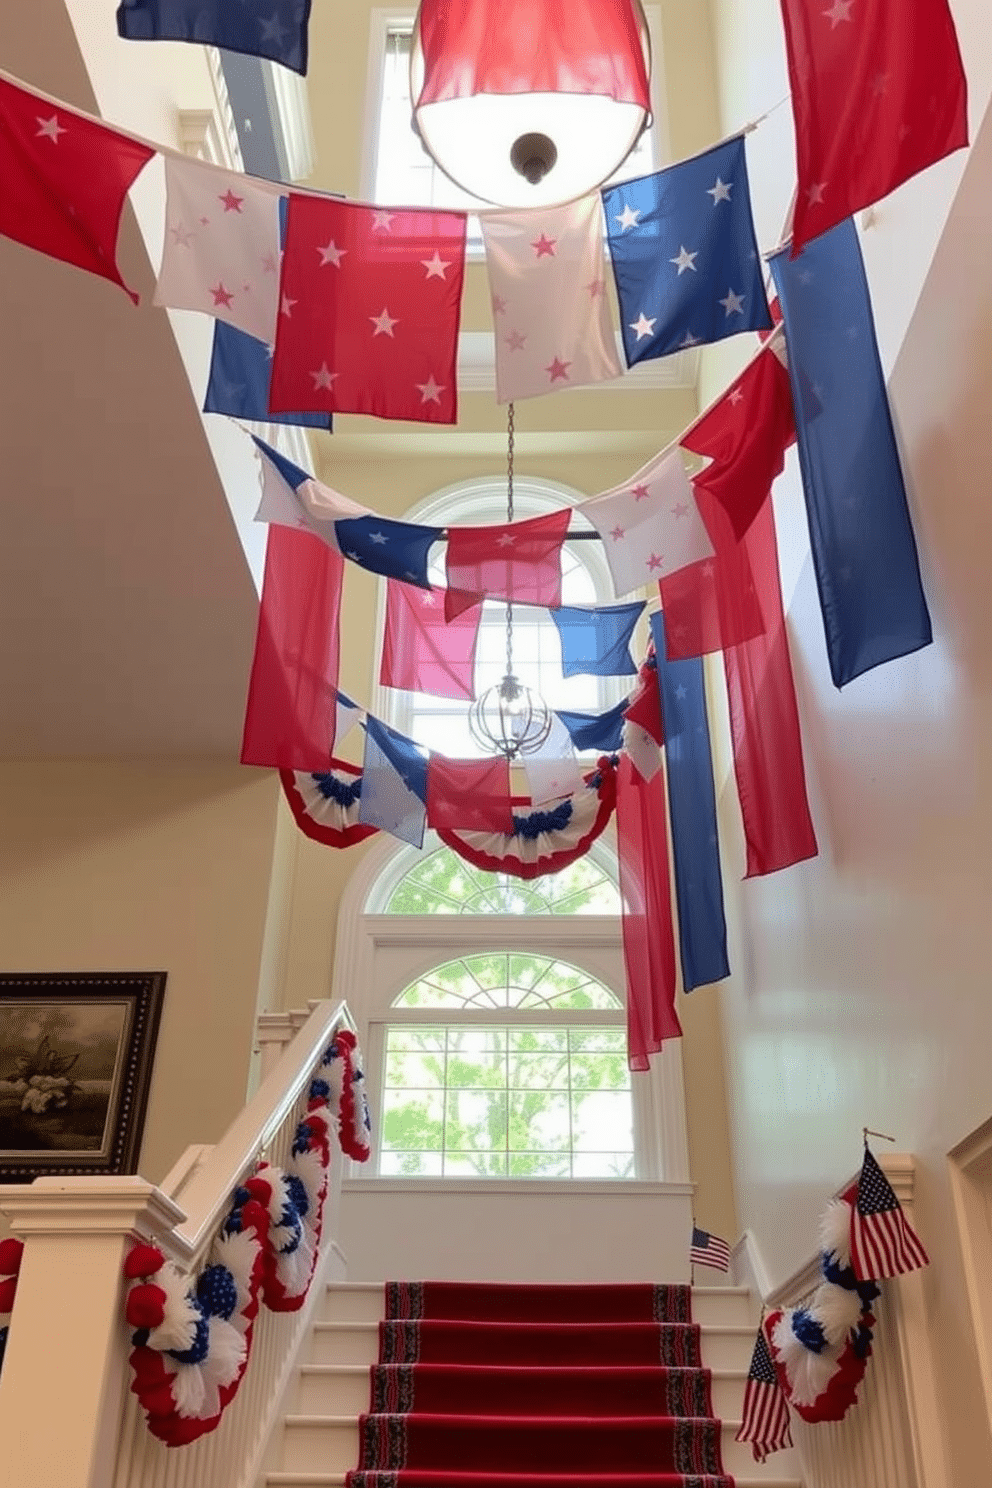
[345, 1283, 732, 1488]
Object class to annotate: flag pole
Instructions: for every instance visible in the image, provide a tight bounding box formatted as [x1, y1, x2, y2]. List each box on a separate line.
[863, 1127, 896, 1145]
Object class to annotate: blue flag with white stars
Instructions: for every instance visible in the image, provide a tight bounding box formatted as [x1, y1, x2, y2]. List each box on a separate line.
[651, 612, 729, 994]
[205, 322, 331, 430]
[334, 516, 443, 590]
[358, 717, 428, 848]
[769, 220, 932, 688]
[603, 135, 771, 366]
[550, 602, 644, 678]
[117, 0, 312, 75]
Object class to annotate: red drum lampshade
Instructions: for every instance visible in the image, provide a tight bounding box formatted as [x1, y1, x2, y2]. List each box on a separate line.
[411, 0, 652, 208]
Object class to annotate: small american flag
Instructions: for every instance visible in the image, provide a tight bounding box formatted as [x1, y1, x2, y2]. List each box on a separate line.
[690, 1226, 731, 1272]
[850, 1147, 930, 1281]
[736, 1326, 792, 1463]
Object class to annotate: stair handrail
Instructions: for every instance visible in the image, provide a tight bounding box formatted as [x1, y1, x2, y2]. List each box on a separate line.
[155, 998, 357, 1266]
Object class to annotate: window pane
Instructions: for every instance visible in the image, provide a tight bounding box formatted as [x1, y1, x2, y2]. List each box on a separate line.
[381, 1090, 444, 1153]
[385, 1026, 447, 1053]
[378, 1020, 633, 1179]
[391, 954, 622, 1013]
[384, 848, 621, 917]
[380, 1151, 444, 1177]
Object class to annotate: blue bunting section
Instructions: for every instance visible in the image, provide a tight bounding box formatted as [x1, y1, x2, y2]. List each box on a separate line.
[281, 758, 618, 880]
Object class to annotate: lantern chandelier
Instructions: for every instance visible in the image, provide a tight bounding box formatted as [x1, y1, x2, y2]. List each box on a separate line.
[468, 405, 555, 760]
[410, 0, 653, 209]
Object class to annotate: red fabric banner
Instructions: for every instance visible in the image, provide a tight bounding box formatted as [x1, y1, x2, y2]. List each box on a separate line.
[723, 497, 818, 877]
[622, 655, 663, 745]
[658, 490, 765, 660]
[241, 526, 343, 770]
[426, 756, 514, 833]
[616, 754, 681, 1071]
[0, 77, 154, 301]
[415, 0, 650, 108]
[381, 581, 482, 700]
[271, 197, 467, 424]
[780, 0, 968, 253]
[683, 348, 795, 540]
[444, 509, 571, 621]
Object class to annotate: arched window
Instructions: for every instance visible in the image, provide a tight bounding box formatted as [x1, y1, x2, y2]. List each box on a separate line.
[334, 835, 691, 1185]
[377, 477, 632, 757]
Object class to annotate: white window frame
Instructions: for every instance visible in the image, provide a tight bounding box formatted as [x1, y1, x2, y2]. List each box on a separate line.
[331, 830, 692, 1185]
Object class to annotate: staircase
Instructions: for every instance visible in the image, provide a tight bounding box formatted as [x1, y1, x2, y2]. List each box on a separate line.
[262, 1282, 803, 1487]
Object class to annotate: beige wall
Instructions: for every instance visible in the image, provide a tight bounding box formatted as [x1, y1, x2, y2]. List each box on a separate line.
[0, 761, 280, 1185]
[704, 0, 992, 1475]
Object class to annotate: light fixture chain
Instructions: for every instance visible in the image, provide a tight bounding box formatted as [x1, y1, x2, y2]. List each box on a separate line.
[505, 402, 515, 679]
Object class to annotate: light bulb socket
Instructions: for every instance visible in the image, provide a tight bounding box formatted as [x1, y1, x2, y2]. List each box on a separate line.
[509, 132, 558, 186]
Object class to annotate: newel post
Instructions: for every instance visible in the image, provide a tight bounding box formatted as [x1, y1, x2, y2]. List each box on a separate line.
[0, 1176, 185, 1488]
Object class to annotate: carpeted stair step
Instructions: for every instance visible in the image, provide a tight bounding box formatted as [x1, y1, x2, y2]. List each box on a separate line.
[265, 1476, 805, 1488]
[367, 1364, 713, 1417]
[378, 1320, 703, 1368]
[383, 1282, 692, 1324]
[294, 1365, 749, 1419]
[357, 1412, 724, 1476]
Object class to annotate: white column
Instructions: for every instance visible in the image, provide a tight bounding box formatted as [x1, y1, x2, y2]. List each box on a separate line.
[0, 1177, 184, 1488]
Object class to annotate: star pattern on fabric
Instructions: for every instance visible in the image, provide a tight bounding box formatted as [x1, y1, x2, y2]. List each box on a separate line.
[610, 525, 625, 541]
[169, 222, 194, 247]
[672, 501, 689, 518]
[370, 307, 399, 337]
[615, 203, 641, 231]
[421, 252, 450, 279]
[420, 592, 437, 606]
[630, 312, 657, 340]
[371, 210, 394, 232]
[823, 0, 854, 25]
[586, 278, 606, 298]
[670, 245, 699, 274]
[532, 234, 557, 257]
[36, 114, 66, 143]
[807, 182, 827, 206]
[707, 177, 732, 204]
[675, 683, 688, 700]
[259, 13, 287, 45]
[280, 294, 297, 317]
[492, 294, 507, 314]
[210, 282, 235, 307]
[646, 553, 664, 571]
[631, 484, 650, 501]
[311, 363, 337, 390]
[505, 329, 527, 351]
[546, 357, 571, 382]
[219, 189, 244, 213]
[719, 288, 745, 316]
[680, 330, 701, 347]
[417, 376, 444, 404]
[496, 534, 516, 548]
[261, 252, 278, 274]
[318, 240, 346, 267]
[369, 531, 389, 544]
[728, 386, 745, 405]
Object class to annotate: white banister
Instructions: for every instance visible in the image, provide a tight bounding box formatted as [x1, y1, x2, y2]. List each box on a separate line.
[0, 999, 357, 1488]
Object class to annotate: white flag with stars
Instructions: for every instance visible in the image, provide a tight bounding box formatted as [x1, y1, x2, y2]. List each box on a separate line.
[155, 154, 285, 343]
[481, 194, 623, 405]
[579, 450, 714, 600]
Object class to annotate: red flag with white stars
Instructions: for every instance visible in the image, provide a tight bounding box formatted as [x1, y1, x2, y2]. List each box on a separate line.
[0, 77, 154, 300]
[444, 509, 571, 621]
[426, 756, 514, 833]
[481, 195, 622, 403]
[154, 155, 284, 342]
[270, 197, 467, 423]
[780, 0, 968, 253]
[381, 580, 482, 701]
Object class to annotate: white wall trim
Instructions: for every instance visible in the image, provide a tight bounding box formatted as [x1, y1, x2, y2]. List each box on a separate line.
[344, 1177, 693, 1197]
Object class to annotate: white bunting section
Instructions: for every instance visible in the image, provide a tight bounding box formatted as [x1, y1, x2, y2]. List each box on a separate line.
[481, 194, 623, 404]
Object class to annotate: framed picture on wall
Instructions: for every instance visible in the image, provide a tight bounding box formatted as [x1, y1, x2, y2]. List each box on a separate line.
[0, 972, 165, 1182]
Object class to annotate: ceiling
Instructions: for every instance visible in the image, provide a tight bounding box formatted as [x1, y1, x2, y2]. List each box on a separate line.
[0, 2, 720, 761]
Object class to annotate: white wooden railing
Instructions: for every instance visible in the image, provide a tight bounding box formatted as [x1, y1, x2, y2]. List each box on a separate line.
[0, 999, 356, 1488]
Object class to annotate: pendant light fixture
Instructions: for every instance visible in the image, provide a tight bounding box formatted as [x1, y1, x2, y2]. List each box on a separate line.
[468, 405, 554, 760]
[411, 0, 652, 209]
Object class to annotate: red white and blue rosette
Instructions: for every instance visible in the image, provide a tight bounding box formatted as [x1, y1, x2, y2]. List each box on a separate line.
[280, 759, 377, 849]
